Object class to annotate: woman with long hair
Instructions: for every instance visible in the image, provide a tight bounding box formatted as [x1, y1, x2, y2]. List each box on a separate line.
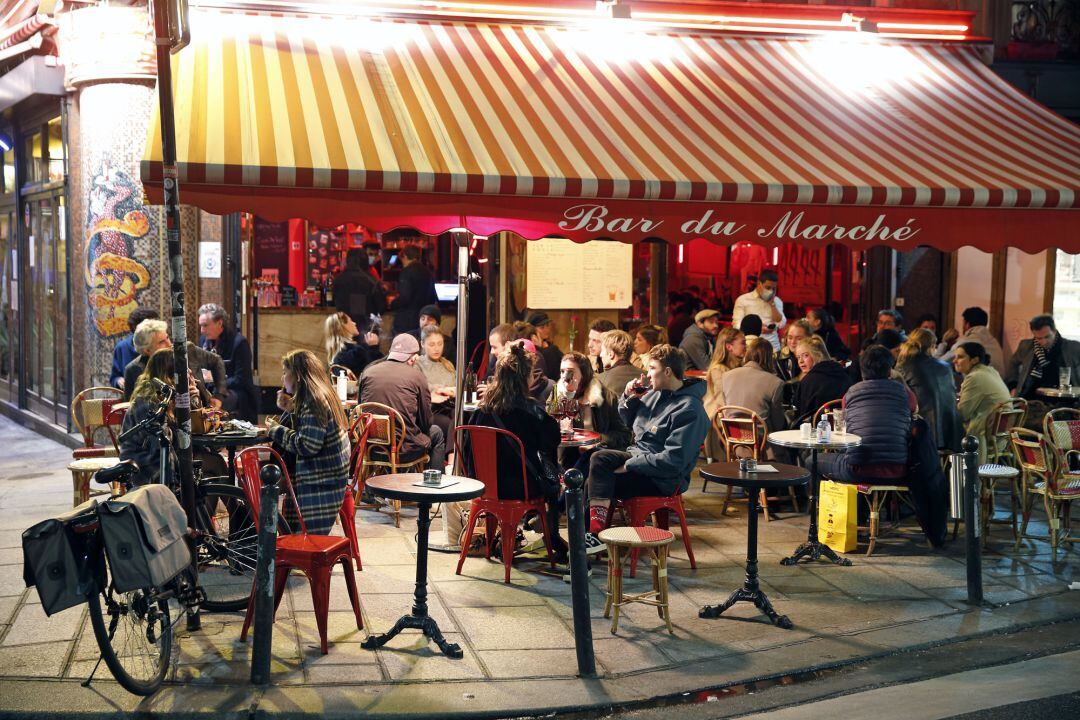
[324, 311, 380, 377]
[120, 348, 227, 486]
[703, 327, 746, 460]
[419, 324, 456, 440]
[897, 328, 962, 451]
[265, 349, 351, 534]
[632, 324, 668, 370]
[776, 319, 812, 382]
[790, 335, 852, 426]
[472, 344, 567, 561]
[806, 307, 851, 362]
[954, 341, 1011, 462]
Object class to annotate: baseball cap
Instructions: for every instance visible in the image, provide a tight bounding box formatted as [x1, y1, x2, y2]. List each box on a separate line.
[419, 304, 442, 322]
[695, 309, 720, 324]
[527, 311, 551, 327]
[387, 333, 421, 362]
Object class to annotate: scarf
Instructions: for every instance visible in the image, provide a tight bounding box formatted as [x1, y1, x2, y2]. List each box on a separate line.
[1029, 342, 1049, 382]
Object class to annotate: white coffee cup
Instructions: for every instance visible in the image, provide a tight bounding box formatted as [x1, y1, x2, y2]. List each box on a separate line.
[800, 422, 812, 440]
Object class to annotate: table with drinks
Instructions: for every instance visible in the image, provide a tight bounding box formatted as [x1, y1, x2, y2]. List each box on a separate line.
[1037, 369, 1079, 405]
[768, 415, 861, 567]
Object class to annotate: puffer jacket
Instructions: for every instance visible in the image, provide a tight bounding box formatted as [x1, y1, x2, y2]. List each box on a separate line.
[618, 378, 710, 495]
[843, 379, 912, 467]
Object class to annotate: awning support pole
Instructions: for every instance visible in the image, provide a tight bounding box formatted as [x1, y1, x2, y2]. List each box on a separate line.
[151, 0, 199, 618]
[453, 232, 469, 437]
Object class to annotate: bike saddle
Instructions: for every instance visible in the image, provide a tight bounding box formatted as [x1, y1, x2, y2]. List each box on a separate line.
[94, 460, 139, 485]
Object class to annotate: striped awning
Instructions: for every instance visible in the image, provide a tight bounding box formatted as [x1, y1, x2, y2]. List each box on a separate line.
[141, 10, 1080, 251]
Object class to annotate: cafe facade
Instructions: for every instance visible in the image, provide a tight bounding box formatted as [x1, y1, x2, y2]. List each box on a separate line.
[2, 0, 1079, 433]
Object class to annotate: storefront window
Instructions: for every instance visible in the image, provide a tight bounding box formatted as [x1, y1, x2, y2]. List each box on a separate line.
[1055, 251, 1080, 339]
[0, 212, 15, 394]
[47, 117, 64, 183]
[2, 150, 13, 193]
[23, 131, 44, 185]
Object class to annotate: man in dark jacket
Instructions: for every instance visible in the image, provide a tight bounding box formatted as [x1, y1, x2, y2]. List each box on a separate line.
[333, 248, 386, 328]
[1006, 314, 1080, 400]
[528, 311, 564, 381]
[390, 246, 437, 335]
[820, 345, 913, 483]
[198, 303, 259, 423]
[124, 318, 226, 407]
[679, 309, 720, 372]
[598, 329, 641, 398]
[359, 333, 445, 470]
[584, 345, 709, 552]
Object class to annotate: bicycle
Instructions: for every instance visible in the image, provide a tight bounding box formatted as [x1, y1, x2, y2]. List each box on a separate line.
[113, 381, 257, 612]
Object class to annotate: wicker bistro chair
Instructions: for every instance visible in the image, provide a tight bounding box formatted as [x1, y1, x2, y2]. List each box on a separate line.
[985, 398, 1027, 467]
[354, 401, 429, 527]
[71, 387, 125, 459]
[712, 405, 799, 521]
[1011, 428, 1080, 551]
[1044, 408, 1080, 470]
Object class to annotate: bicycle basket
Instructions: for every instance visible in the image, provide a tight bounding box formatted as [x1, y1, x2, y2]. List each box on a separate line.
[22, 499, 99, 616]
[98, 485, 191, 593]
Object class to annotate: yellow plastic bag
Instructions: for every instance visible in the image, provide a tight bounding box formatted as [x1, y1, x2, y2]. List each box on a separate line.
[818, 480, 858, 553]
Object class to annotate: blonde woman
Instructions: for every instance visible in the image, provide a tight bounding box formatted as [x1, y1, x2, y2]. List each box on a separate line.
[265, 349, 351, 534]
[790, 335, 851, 426]
[704, 327, 746, 460]
[324, 311, 380, 377]
[631, 324, 667, 370]
[897, 328, 962, 451]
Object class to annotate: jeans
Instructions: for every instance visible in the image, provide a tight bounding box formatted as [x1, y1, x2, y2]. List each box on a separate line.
[588, 449, 668, 500]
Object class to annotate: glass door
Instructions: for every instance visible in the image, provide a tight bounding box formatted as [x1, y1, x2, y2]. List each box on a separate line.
[0, 208, 15, 402]
[24, 192, 69, 425]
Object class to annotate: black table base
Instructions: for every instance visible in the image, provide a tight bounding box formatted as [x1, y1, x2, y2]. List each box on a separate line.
[700, 489, 793, 629]
[781, 448, 853, 567]
[361, 500, 462, 658]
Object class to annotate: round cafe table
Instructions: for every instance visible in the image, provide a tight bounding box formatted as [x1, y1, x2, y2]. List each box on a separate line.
[767, 429, 861, 567]
[190, 430, 264, 480]
[559, 429, 601, 449]
[1036, 387, 1080, 407]
[698, 462, 809, 629]
[361, 473, 484, 658]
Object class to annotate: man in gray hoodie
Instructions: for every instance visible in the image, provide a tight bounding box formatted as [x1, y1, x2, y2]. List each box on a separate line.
[678, 308, 720, 371]
[584, 344, 710, 552]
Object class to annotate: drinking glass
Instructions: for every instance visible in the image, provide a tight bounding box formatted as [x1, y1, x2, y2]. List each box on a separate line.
[833, 409, 846, 435]
[1061, 368, 1072, 391]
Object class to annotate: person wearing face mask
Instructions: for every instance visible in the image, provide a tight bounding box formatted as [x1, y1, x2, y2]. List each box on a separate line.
[732, 269, 786, 351]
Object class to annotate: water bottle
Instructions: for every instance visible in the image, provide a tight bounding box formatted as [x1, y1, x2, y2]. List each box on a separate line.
[816, 415, 831, 443]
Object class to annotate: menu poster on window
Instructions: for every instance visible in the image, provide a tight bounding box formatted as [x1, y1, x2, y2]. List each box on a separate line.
[253, 216, 290, 286]
[776, 244, 826, 306]
[526, 238, 633, 309]
[306, 225, 344, 288]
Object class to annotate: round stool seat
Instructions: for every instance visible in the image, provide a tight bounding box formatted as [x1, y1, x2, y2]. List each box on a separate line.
[979, 463, 1020, 479]
[68, 457, 121, 472]
[599, 526, 674, 547]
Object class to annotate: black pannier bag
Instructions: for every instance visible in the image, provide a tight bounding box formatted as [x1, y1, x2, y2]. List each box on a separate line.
[98, 484, 192, 593]
[22, 499, 99, 616]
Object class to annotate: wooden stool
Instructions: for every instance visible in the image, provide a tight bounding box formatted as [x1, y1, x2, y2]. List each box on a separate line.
[979, 463, 1022, 545]
[598, 526, 675, 635]
[68, 457, 121, 506]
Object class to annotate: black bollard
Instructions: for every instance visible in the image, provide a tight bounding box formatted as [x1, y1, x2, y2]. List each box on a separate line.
[961, 435, 983, 606]
[563, 469, 597, 678]
[251, 466, 281, 686]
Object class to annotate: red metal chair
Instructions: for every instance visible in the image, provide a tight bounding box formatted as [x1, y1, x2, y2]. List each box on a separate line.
[339, 413, 375, 570]
[454, 425, 555, 584]
[611, 493, 697, 578]
[235, 447, 362, 654]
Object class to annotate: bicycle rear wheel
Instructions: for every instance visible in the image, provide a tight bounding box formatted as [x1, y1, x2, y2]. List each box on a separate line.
[87, 579, 172, 695]
[195, 483, 256, 612]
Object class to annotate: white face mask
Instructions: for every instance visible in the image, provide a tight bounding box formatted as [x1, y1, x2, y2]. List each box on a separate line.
[759, 288, 775, 302]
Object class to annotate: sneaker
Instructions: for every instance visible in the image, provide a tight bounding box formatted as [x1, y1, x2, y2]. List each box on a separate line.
[583, 532, 606, 556]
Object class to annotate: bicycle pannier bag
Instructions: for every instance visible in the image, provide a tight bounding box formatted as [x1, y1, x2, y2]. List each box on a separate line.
[98, 484, 191, 593]
[22, 500, 99, 616]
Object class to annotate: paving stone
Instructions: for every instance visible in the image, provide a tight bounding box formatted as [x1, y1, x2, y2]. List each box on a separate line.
[476, 648, 580, 679]
[360, 593, 457, 635]
[377, 632, 486, 681]
[0, 564, 26, 597]
[2, 601, 85, 646]
[304, 662, 385, 684]
[437, 578, 551, 608]
[452, 605, 575, 650]
[0, 641, 68, 677]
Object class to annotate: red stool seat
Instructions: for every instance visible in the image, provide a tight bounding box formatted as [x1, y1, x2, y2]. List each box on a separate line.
[610, 493, 697, 577]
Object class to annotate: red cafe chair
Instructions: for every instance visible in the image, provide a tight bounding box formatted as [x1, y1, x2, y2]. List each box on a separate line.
[454, 425, 555, 584]
[71, 387, 125, 459]
[609, 492, 697, 578]
[235, 447, 362, 654]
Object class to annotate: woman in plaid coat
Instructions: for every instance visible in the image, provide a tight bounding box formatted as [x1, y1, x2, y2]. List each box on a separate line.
[266, 350, 350, 535]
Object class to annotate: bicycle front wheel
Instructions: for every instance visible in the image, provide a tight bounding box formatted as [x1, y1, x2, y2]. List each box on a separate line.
[87, 580, 172, 695]
[195, 483, 257, 612]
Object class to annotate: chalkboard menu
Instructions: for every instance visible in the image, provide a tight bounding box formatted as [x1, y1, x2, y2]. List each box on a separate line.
[253, 217, 290, 286]
[526, 238, 633, 309]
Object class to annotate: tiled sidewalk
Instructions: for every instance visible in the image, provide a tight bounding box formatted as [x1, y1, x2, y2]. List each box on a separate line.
[1, 414, 1077, 717]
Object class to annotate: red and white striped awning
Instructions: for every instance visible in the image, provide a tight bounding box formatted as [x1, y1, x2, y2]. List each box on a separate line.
[141, 9, 1080, 251]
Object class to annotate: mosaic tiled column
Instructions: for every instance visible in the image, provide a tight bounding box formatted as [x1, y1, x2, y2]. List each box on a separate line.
[60, 6, 200, 389]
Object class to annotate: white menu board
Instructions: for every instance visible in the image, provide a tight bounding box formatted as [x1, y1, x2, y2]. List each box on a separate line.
[526, 238, 633, 309]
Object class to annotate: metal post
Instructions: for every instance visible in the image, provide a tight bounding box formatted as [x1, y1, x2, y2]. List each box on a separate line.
[563, 469, 596, 678]
[453, 231, 469, 433]
[961, 435, 983, 606]
[251, 466, 281, 685]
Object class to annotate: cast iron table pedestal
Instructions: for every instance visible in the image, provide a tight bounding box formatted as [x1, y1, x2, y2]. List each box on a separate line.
[697, 461, 810, 629]
[360, 473, 484, 658]
[767, 430, 862, 567]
